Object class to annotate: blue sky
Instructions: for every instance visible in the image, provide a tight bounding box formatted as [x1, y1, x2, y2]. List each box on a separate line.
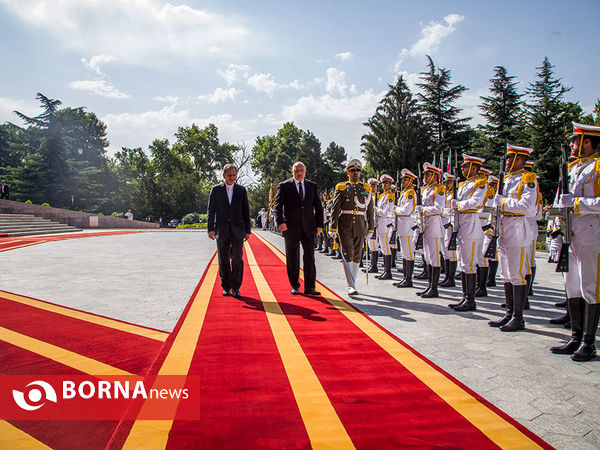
[1, 0, 597, 167]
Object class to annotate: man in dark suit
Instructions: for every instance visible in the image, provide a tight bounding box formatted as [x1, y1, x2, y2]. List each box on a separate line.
[1, 181, 9, 200]
[207, 164, 251, 299]
[274, 161, 324, 296]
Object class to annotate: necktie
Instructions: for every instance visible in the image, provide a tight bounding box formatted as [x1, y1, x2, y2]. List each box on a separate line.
[298, 182, 304, 201]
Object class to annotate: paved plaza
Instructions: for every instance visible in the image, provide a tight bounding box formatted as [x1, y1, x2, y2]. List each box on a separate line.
[1, 228, 599, 449]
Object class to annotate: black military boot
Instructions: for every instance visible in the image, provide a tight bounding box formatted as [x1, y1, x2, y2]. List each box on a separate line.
[415, 259, 429, 279]
[486, 260, 498, 287]
[454, 273, 476, 311]
[528, 265, 537, 296]
[474, 266, 489, 297]
[549, 310, 570, 325]
[391, 248, 397, 268]
[500, 284, 527, 332]
[321, 237, 330, 253]
[416, 255, 426, 268]
[421, 266, 440, 298]
[393, 259, 407, 287]
[489, 283, 514, 327]
[376, 255, 393, 280]
[395, 260, 414, 288]
[550, 298, 584, 354]
[332, 249, 341, 259]
[440, 260, 456, 288]
[440, 256, 446, 274]
[571, 303, 600, 361]
[359, 249, 365, 268]
[416, 265, 432, 296]
[448, 272, 467, 308]
[524, 274, 531, 310]
[438, 259, 450, 285]
[363, 251, 379, 273]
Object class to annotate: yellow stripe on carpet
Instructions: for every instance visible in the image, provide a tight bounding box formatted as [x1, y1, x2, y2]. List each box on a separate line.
[122, 258, 219, 450]
[0, 421, 51, 450]
[0, 291, 168, 342]
[254, 233, 542, 449]
[245, 241, 354, 450]
[0, 326, 132, 376]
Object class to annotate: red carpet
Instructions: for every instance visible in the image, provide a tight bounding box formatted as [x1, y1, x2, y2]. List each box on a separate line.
[0, 233, 550, 449]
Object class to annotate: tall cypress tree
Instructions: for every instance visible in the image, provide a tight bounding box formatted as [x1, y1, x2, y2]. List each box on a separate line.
[524, 57, 571, 200]
[361, 75, 430, 176]
[416, 56, 470, 157]
[478, 66, 525, 164]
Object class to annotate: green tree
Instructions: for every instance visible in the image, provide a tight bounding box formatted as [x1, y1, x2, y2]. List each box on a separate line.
[362, 75, 431, 177]
[478, 66, 526, 164]
[524, 57, 571, 200]
[416, 56, 470, 156]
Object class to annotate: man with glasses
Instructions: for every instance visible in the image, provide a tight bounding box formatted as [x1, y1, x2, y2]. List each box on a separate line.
[329, 159, 374, 296]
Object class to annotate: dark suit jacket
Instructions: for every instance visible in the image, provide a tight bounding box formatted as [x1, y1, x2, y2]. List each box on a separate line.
[274, 178, 324, 240]
[207, 182, 251, 241]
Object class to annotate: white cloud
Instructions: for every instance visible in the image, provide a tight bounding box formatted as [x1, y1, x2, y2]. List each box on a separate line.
[248, 73, 279, 97]
[282, 90, 383, 122]
[395, 70, 422, 93]
[218, 63, 252, 85]
[82, 54, 117, 75]
[69, 80, 130, 99]
[335, 52, 353, 61]
[394, 13, 464, 70]
[0, 96, 41, 125]
[326, 68, 348, 97]
[2, 0, 265, 66]
[198, 87, 240, 104]
[154, 95, 179, 104]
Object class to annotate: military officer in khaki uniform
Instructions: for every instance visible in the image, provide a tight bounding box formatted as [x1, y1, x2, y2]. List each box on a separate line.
[329, 159, 375, 295]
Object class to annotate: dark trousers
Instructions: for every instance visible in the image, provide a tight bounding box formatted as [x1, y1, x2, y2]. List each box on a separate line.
[216, 237, 244, 290]
[284, 232, 317, 291]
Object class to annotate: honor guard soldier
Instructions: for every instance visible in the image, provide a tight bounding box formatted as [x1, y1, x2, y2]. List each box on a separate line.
[551, 122, 600, 361]
[482, 175, 500, 287]
[488, 144, 538, 332]
[375, 174, 396, 280]
[329, 159, 375, 296]
[440, 172, 458, 287]
[474, 167, 492, 297]
[364, 177, 380, 273]
[523, 160, 542, 298]
[416, 162, 445, 298]
[394, 169, 418, 287]
[448, 155, 487, 312]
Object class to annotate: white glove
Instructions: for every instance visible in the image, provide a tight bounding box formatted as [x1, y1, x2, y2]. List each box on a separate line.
[450, 199, 459, 209]
[329, 230, 337, 239]
[366, 231, 373, 241]
[558, 193, 575, 208]
[493, 195, 506, 207]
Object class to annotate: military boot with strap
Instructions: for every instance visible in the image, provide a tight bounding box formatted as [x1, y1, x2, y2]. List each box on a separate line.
[474, 266, 489, 297]
[421, 266, 440, 298]
[550, 298, 584, 354]
[448, 271, 467, 308]
[500, 284, 527, 332]
[362, 251, 379, 273]
[440, 260, 456, 288]
[571, 303, 600, 362]
[395, 259, 414, 288]
[376, 255, 393, 280]
[489, 283, 514, 327]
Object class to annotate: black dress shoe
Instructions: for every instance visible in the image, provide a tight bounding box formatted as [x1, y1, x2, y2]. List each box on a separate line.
[232, 289, 241, 299]
[291, 288, 300, 295]
[222, 289, 231, 296]
[304, 289, 321, 296]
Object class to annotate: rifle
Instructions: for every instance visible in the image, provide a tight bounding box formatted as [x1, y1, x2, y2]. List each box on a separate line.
[556, 137, 571, 272]
[415, 164, 424, 250]
[447, 153, 460, 251]
[484, 155, 506, 259]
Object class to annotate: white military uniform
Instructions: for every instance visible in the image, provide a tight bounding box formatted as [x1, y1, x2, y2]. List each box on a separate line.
[497, 169, 538, 286]
[366, 182, 379, 252]
[442, 183, 457, 263]
[421, 182, 445, 267]
[395, 186, 417, 261]
[564, 154, 600, 303]
[376, 190, 396, 255]
[455, 175, 487, 274]
[481, 183, 498, 262]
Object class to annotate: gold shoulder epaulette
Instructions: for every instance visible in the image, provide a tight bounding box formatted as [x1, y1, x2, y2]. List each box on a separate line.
[594, 157, 600, 173]
[434, 184, 445, 195]
[335, 182, 348, 191]
[363, 182, 372, 192]
[568, 160, 579, 171]
[474, 177, 488, 189]
[522, 172, 537, 184]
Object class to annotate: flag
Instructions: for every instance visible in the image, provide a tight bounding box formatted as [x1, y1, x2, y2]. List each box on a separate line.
[447, 152, 451, 173]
